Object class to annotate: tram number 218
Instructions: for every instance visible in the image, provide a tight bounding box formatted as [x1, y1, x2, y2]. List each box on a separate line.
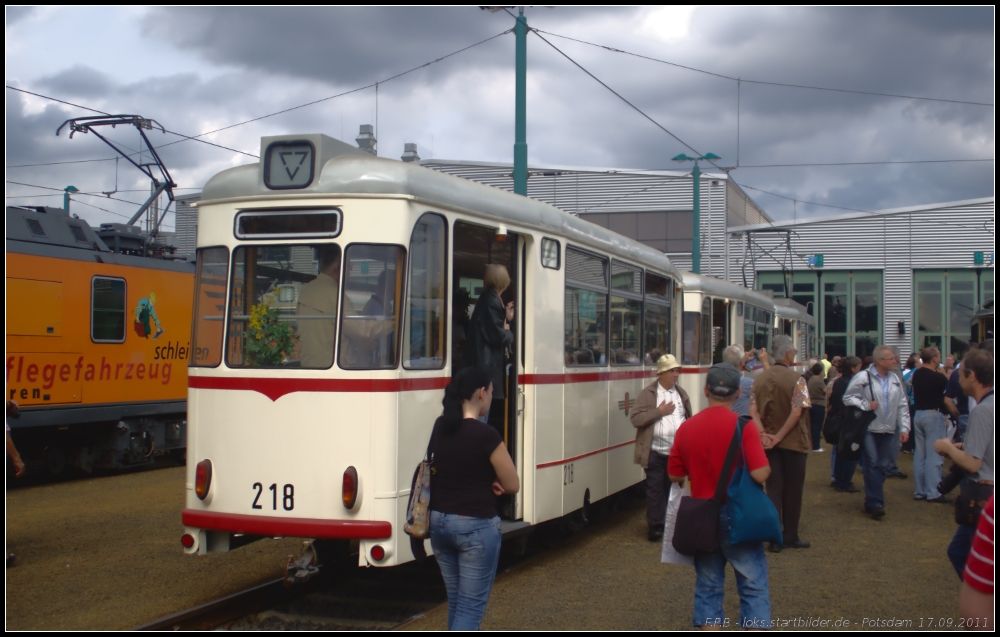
[252, 482, 295, 511]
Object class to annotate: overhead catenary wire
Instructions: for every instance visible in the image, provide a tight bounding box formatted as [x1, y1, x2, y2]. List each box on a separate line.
[533, 28, 994, 107]
[527, 27, 723, 171]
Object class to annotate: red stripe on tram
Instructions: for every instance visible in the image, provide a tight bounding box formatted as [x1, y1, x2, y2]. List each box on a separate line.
[192, 365, 709, 401]
[520, 370, 655, 385]
[536, 440, 634, 469]
[188, 375, 450, 401]
[182, 509, 392, 540]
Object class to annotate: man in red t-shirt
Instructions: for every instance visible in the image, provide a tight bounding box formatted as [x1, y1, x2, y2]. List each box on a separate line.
[959, 494, 993, 631]
[669, 363, 772, 629]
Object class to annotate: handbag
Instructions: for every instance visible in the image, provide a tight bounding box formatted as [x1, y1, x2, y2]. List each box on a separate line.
[671, 420, 741, 556]
[822, 411, 841, 445]
[837, 372, 877, 461]
[955, 480, 994, 527]
[403, 421, 439, 561]
[727, 417, 783, 546]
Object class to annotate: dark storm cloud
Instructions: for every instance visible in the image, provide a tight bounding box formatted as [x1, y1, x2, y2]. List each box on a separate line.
[140, 7, 628, 86]
[5, 6, 36, 27]
[7, 6, 993, 226]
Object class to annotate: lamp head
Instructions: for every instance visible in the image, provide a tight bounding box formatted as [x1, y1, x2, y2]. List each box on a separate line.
[701, 153, 721, 161]
[672, 154, 694, 162]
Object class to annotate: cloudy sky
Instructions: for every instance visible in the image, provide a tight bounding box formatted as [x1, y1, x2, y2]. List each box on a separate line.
[5, 6, 994, 230]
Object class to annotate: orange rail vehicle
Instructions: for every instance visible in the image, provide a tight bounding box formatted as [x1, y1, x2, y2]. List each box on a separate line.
[5, 205, 194, 475]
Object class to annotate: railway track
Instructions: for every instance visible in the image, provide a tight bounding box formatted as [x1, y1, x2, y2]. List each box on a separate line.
[134, 490, 644, 631]
[133, 557, 447, 631]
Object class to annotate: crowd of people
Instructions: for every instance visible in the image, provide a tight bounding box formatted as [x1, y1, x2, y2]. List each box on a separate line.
[631, 337, 993, 630]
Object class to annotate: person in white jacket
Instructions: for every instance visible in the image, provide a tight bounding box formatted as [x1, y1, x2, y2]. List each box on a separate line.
[843, 344, 911, 519]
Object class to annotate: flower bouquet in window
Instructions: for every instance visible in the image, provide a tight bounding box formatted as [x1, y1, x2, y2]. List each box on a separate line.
[245, 292, 298, 366]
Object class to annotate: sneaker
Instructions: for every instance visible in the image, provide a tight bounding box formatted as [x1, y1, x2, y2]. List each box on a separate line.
[914, 495, 926, 501]
[836, 484, 861, 493]
[813, 448, 825, 453]
[767, 542, 783, 553]
[784, 539, 811, 549]
[888, 471, 908, 479]
[648, 526, 664, 542]
[927, 496, 953, 504]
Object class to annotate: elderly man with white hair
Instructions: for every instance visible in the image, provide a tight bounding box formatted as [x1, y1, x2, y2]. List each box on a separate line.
[749, 334, 813, 552]
[723, 344, 757, 418]
[843, 344, 911, 520]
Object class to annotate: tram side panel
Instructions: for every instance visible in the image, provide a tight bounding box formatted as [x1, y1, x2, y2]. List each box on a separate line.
[525, 238, 565, 525]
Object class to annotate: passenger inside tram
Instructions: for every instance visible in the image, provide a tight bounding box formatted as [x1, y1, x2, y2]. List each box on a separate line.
[296, 245, 342, 369]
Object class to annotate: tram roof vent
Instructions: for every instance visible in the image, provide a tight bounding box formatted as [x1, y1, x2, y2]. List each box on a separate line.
[401, 143, 420, 162]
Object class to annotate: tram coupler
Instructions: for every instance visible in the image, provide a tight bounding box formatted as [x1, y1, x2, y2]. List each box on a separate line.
[283, 540, 320, 587]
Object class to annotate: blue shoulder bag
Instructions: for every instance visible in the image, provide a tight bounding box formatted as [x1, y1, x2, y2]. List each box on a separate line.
[727, 417, 783, 546]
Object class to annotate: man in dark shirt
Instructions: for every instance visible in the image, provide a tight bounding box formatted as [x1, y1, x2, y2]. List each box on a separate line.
[912, 347, 950, 502]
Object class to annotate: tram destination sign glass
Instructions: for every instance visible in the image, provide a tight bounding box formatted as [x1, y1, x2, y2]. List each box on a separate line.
[235, 209, 342, 240]
[264, 140, 315, 190]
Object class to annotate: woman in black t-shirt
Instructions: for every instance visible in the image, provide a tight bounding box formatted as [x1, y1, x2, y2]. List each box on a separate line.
[429, 367, 519, 631]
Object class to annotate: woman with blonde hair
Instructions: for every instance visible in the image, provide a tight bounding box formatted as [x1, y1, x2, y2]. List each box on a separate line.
[465, 264, 514, 423]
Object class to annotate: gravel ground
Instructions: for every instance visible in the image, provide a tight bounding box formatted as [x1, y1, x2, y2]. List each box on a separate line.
[404, 447, 964, 631]
[4, 467, 303, 630]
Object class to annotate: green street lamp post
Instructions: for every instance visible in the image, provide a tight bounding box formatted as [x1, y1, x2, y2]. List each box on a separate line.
[63, 185, 79, 215]
[672, 153, 720, 274]
[513, 7, 528, 196]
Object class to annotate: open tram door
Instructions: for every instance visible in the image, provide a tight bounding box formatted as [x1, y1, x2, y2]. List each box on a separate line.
[451, 220, 525, 523]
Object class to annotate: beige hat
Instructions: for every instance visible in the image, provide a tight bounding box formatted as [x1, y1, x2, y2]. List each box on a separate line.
[656, 354, 681, 374]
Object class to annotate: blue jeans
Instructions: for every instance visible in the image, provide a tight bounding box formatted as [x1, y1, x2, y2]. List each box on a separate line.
[430, 511, 502, 631]
[913, 410, 947, 499]
[693, 505, 771, 629]
[861, 431, 896, 510]
[947, 523, 975, 580]
[954, 414, 969, 443]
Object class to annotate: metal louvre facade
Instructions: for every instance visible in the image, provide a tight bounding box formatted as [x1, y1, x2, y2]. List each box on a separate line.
[728, 198, 995, 355]
[421, 160, 769, 276]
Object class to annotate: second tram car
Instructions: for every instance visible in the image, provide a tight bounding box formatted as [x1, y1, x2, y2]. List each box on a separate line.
[677, 271, 776, 413]
[181, 134, 685, 565]
[773, 297, 818, 366]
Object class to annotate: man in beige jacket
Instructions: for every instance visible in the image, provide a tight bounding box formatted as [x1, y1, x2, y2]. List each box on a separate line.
[631, 354, 694, 541]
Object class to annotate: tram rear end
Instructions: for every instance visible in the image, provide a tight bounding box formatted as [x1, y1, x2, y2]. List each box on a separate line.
[182, 135, 446, 566]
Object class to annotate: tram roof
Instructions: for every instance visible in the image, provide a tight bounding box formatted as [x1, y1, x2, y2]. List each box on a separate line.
[680, 270, 775, 309]
[774, 297, 815, 325]
[200, 134, 682, 282]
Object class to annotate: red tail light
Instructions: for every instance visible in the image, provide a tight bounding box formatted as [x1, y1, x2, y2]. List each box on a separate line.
[181, 534, 195, 548]
[343, 466, 359, 509]
[370, 545, 385, 561]
[195, 459, 213, 500]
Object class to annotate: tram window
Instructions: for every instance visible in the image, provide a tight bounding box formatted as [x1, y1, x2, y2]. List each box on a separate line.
[190, 247, 229, 367]
[404, 214, 447, 370]
[565, 248, 608, 366]
[610, 261, 642, 365]
[540, 238, 560, 270]
[643, 272, 673, 364]
[91, 276, 126, 343]
[339, 244, 406, 370]
[226, 244, 339, 369]
[699, 297, 712, 365]
[682, 311, 700, 365]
